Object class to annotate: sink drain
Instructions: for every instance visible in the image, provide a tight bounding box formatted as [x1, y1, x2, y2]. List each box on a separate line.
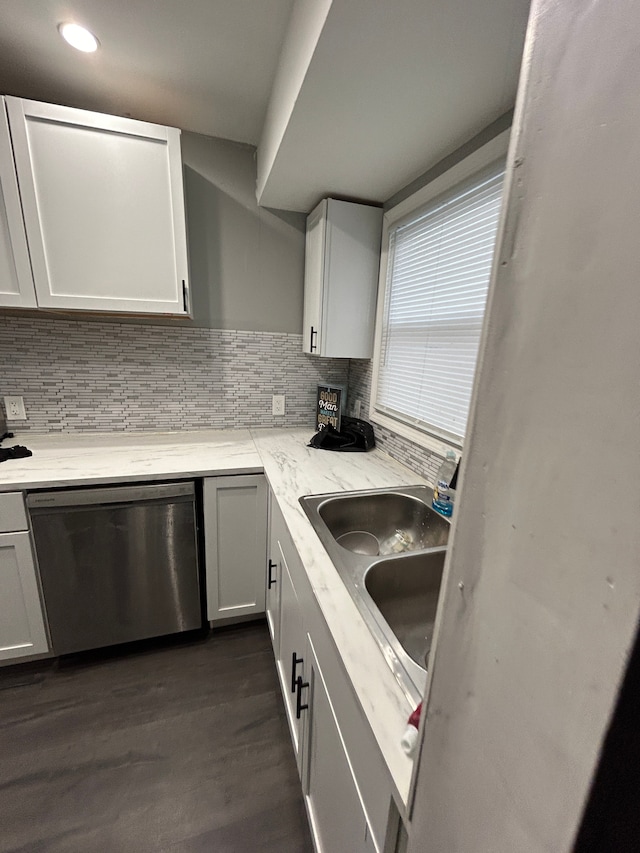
[336, 530, 380, 556]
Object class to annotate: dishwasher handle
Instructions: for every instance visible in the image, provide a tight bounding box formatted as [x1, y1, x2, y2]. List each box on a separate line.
[27, 481, 195, 510]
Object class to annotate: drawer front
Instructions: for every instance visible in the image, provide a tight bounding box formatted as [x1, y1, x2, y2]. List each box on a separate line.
[0, 492, 28, 533]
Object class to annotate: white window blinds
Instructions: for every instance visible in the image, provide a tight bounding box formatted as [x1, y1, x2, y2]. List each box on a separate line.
[375, 160, 505, 444]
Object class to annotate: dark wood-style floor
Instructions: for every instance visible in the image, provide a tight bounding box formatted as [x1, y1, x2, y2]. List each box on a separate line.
[0, 622, 314, 853]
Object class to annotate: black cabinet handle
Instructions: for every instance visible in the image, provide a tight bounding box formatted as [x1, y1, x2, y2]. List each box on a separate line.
[291, 652, 303, 694]
[310, 326, 317, 352]
[267, 559, 277, 589]
[296, 675, 309, 719]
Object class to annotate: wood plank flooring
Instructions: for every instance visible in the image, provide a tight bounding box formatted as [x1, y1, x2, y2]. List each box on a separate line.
[0, 622, 314, 853]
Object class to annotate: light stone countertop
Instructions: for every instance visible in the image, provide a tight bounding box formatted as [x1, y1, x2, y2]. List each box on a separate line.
[0, 426, 428, 806]
[0, 429, 262, 491]
[252, 428, 428, 808]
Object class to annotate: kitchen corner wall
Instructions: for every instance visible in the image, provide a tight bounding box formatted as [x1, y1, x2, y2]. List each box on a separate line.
[0, 129, 448, 470]
[0, 316, 348, 432]
[347, 359, 444, 484]
[0, 131, 351, 434]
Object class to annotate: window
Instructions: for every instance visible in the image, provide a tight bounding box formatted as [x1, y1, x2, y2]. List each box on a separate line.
[371, 134, 508, 450]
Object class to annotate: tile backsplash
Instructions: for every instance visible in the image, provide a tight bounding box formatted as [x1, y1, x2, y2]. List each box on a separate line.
[0, 317, 349, 433]
[0, 316, 445, 484]
[348, 359, 444, 484]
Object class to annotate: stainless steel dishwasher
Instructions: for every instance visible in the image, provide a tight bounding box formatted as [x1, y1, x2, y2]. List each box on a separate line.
[27, 482, 202, 655]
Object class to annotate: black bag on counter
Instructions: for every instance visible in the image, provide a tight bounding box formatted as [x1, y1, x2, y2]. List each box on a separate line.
[308, 416, 375, 452]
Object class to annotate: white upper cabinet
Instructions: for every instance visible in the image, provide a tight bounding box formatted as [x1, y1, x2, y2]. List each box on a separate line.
[5, 97, 190, 316]
[302, 198, 382, 359]
[0, 99, 37, 308]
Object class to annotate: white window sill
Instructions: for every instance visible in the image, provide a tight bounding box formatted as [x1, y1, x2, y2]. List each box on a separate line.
[369, 408, 462, 461]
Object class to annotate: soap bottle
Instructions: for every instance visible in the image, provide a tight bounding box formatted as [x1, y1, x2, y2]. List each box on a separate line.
[432, 451, 457, 517]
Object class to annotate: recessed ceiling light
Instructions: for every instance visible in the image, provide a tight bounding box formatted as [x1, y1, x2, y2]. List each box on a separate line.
[58, 23, 99, 53]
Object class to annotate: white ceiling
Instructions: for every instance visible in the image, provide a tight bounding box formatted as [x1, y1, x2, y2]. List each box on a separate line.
[0, 0, 532, 211]
[0, 0, 295, 144]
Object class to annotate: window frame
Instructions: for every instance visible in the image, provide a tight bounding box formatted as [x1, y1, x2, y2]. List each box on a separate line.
[369, 129, 511, 455]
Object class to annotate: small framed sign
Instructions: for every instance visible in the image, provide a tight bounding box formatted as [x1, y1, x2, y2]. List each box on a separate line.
[316, 384, 345, 431]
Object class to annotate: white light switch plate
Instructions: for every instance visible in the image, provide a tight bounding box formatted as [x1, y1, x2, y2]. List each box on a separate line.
[4, 396, 26, 420]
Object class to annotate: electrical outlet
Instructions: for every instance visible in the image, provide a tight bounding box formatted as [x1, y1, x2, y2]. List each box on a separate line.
[272, 395, 285, 416]
[4, 396, 26, 420]
[354, 398, 363, 418]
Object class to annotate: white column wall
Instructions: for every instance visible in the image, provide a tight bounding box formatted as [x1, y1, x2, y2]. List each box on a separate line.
[408, 1, 640, 850]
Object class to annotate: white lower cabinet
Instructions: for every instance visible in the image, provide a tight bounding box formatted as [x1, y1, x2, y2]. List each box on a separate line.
[204, 475, 267, 623]
[268, 490, 392, 853]
[302, 634, 378, 853]
[276, 542, 306, 773]
[0, 531, 48, 661]
[265, 491, 282, 652]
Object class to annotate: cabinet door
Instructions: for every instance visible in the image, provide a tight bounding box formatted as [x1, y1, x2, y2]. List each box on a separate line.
[265, 491, 282, 654]
[0, 532, 48, 661]
[302, 197, 382, 358]
[302, 635, 378, 853]
[276, 546, 306, 774]
[204, 475, 267, 622]
[322, 199, 382, 358]
[0, 99, 37, 308]
[6, 97, 189, 315]
[302, 200, 326, 355]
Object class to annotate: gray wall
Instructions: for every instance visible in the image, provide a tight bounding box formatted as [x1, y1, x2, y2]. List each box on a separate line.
[182, 131, 306, 333]
[409, 1, 640, 851]
[383, 110, 512, 211]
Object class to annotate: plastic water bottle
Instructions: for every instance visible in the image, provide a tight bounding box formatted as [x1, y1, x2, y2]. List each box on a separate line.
[432, 451, 457, 517]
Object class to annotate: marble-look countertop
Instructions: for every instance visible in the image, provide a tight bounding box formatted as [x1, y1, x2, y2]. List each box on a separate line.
[0, 426, 428, 807]
[252, 429, 427, 808]
[0, 429, 262, 491]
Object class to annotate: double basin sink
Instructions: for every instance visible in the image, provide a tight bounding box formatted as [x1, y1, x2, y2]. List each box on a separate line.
[299, 485, 450, 704]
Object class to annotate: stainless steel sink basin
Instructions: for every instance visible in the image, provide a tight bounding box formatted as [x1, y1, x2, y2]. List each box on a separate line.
[364, 550, 445, 670]
[300, 485, 450, 704]
[319, 491, 450, 555]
